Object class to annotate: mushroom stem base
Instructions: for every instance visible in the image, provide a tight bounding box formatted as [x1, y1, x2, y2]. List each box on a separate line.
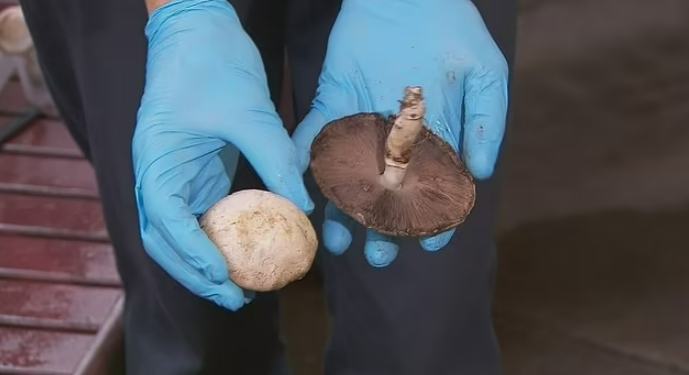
[380, 165, 406, 189]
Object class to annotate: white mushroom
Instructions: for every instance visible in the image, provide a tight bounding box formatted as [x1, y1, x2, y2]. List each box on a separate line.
[200, 189, 318, 292]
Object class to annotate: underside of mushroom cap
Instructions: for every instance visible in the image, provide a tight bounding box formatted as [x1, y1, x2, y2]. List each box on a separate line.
[310, 113, 476, 237]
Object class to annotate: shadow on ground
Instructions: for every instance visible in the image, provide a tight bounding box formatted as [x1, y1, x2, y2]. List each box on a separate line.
[495, 206, 689, 375]
[280, 205, 689, 375]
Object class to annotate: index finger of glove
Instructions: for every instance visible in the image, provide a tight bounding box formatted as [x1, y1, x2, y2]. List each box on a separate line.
[141, 226, 246, 311]
[462, 66, 509, 180]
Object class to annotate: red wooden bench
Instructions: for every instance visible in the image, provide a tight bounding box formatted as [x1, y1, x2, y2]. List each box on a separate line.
[0, 80, 122, 375]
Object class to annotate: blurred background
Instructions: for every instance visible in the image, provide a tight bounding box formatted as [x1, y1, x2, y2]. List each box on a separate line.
[0, 0, 687, 374]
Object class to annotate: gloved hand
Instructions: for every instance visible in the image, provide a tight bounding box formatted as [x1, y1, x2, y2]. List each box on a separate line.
[133, 0, 313, 311]
[292, 0, 509, 267]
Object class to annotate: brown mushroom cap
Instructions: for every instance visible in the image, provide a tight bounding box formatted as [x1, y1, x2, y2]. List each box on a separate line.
[309, 113, 476, 237]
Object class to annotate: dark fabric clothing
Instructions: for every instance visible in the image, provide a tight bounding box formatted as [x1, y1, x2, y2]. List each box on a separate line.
[18, 0, 516, 374]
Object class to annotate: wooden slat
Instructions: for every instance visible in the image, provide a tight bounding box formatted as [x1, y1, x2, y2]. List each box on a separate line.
[0, 104, 122, 372]
[0, 155, 97, 194]
[0, 235, 118, 283]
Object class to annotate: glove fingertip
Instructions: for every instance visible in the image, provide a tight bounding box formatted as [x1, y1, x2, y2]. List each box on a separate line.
[180, 229, 230, 285]
[463, 145, 497, 180]
[206, 265, 229, 285]
[294, 184, 315, 215]
[271, 178, 314, 215]
[243, 290, 256, 304]
[420, 229, 456, 252]
[213, 281, 247, 312]
[364, 231, 399, 268]
[323, 202, 356, 255]
[323, 219, 353, 255]
[143, 229, 240, 309]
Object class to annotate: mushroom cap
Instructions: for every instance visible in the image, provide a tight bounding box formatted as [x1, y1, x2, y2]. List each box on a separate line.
[200, 189, 318, 292]
[310, 113, 476, 237]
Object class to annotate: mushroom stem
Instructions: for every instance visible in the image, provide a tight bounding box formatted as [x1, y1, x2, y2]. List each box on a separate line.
[380, 86, 426, 189]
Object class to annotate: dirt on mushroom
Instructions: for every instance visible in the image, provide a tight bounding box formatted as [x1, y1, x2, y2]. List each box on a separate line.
[200, 189, 318, 292]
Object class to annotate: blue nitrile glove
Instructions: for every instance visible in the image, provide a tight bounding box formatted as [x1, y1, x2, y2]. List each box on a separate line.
[292, 0, 509, 267]
[133, 0, 313, 311]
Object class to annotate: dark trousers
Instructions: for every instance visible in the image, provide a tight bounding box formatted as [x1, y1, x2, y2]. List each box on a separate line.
[18, 0, 517, 374]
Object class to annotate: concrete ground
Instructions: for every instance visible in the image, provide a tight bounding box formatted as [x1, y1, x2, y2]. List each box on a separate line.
[281, 0, 689, 374]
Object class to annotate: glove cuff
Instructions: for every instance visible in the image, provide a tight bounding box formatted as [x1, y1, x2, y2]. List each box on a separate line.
[145, 0, 240, 42]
